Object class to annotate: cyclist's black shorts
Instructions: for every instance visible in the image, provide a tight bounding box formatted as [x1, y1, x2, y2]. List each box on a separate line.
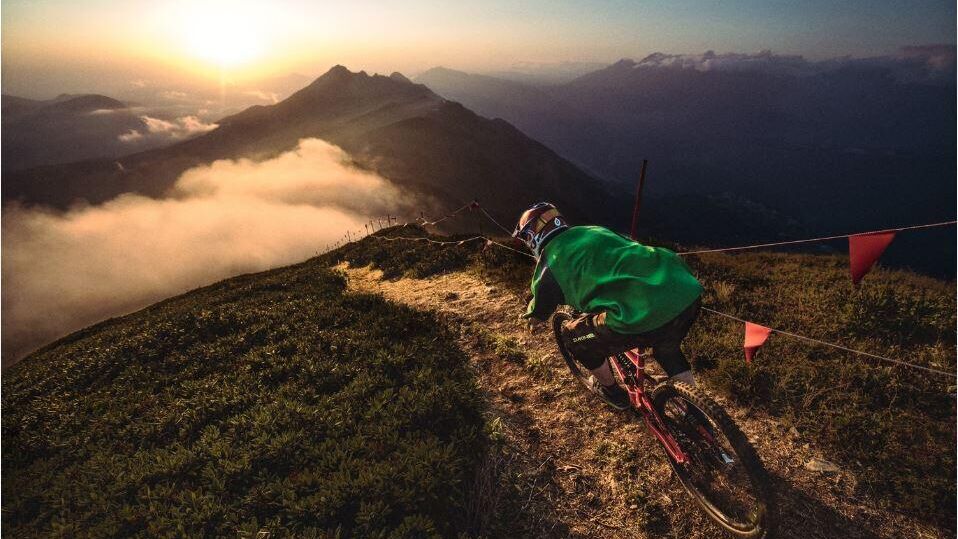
[560, 297, 701, 376]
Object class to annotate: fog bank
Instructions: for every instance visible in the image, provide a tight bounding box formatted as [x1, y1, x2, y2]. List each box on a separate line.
[2, 138, 414, 365]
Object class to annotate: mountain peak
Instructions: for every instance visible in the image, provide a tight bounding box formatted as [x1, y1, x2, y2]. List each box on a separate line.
[46, 94, 126, 113]
[389, 72, 412, 84]
[314, 64, 360, 83]
[308, 65, 420, 89]
[217, 63, 441, 130]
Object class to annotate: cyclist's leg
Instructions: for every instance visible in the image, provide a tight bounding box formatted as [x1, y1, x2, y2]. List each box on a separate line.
[654, 342, 695, 384]
[561, 312, 611, 379]
[562, 312, 631, 408]
[648, 297, 702, 384]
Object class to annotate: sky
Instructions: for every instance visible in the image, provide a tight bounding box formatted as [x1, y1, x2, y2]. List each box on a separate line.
[2, 0, 955, 97]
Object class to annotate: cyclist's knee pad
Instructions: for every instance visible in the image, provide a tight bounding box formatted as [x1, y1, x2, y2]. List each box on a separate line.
[562, 313, 608, 370]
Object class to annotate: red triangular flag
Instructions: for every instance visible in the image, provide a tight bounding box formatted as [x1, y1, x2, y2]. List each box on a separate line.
[848, 232, 895, 285]
[744, 322, 773, 364]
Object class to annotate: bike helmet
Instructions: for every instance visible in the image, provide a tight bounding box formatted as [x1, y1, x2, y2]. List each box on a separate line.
[512, 202, 569, 257]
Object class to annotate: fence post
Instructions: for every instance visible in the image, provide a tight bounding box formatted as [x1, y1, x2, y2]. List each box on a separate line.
[630, 159, 649, 240]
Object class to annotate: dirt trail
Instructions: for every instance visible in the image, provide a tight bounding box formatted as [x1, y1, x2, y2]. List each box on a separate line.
[343, 264, 944, 539]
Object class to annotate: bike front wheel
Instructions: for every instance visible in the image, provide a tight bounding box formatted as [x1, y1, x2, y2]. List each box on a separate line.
[651, 381, 775, 538]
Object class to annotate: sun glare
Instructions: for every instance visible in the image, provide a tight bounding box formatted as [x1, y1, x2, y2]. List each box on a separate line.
[178, 2, 266, 69]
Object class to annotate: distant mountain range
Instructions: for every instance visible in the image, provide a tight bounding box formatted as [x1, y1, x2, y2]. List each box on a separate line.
[5, 54, 955, 274]
[5, 66, 624, 227]
[2, 94, 149, 171]
[417, 50, 957, 275]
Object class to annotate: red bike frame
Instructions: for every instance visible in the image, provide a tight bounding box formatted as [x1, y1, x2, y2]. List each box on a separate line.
[609, 349, 690, 464]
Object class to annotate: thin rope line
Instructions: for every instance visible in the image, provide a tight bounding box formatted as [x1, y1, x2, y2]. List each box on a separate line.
[370, 231, 536, 259]
[701, 307, 956, 377]
[478, 207, 515, 235]
[373, 234, 486, 246]
[483, 237, 537, 259]
[420, 202, 475, 227]
[680, 220, 957, 256]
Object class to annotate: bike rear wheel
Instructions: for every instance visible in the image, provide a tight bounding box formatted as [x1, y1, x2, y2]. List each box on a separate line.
[652, 382, 775, 538]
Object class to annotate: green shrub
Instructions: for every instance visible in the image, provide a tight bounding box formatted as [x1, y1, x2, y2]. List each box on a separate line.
[2, 260, 485, 538]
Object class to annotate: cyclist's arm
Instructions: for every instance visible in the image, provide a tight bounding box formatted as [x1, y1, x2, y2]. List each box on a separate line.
[524, 265, 565, 321]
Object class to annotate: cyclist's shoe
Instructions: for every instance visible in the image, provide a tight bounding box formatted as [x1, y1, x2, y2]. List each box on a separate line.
[588, 376, 631, 410]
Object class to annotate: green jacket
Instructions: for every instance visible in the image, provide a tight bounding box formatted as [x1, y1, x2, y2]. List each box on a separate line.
[524, 226, 703, 334]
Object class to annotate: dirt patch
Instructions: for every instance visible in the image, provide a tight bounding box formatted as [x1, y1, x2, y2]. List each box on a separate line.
[342, 264, 946, 538]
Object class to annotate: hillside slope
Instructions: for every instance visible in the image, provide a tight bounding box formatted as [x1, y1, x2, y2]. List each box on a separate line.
[4, 227, 955, 538]
[2, 261, 486, 537]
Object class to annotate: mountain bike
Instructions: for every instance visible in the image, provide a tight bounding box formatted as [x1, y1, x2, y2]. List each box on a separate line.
[552, 309, 775, 538]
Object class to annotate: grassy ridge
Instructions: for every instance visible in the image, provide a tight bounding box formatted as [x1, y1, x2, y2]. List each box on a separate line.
[2, 259, 485, 538]
[686, 251, 956, 522]
[4, 224, 954, 535]
[333, 226, 957, 527]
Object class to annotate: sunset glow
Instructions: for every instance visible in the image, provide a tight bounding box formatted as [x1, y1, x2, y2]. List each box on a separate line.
[176, 2, 268, 69]
[2, 1, 955, 98]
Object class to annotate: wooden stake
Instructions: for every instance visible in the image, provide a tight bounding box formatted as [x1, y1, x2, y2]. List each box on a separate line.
[630, 159, 649, 240]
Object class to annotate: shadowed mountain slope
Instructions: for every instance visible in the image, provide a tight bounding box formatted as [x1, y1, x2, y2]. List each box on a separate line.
[1, 93, 146, 171]
[416, 52, 956, 275]
[5, 66, 625, 226]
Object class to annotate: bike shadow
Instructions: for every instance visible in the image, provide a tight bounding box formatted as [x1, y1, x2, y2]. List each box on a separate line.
[771, 473, 882, 539]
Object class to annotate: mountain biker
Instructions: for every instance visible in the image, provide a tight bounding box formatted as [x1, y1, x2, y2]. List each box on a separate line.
[515, 202, 704, 410]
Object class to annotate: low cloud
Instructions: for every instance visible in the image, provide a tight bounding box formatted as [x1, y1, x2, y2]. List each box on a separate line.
[118, 129, 144, 142]
[244, 89, 280, 103]
[2, 138, 417, 365]
[88, 108, 122, 115]
[629, 47, 955, 83]
[160, 90, 189, 100]
[119, 114, 217, 144]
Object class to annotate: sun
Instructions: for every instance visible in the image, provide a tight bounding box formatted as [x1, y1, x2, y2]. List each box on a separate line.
[178, 2, 266, 69]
